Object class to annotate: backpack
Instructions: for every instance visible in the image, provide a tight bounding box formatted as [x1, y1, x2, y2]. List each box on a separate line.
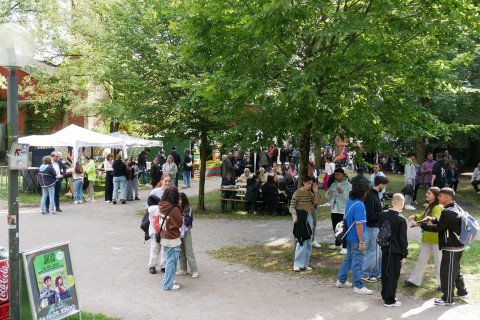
[334, 201, 360, 245]
[140, 210, 151, 241]
[377, 217, 393, 247]
[456, 206, 479, 245]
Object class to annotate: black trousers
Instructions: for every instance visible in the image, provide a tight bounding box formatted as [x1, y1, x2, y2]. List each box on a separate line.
[381, 251, 403, 305]
[331, 213, 346, 248]
[105, 171, 113, 201]
[440, 250, 467, 303]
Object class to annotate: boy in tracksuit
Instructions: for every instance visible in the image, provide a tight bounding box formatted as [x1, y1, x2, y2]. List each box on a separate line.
[378, 193, 408, 307]
[420, 188, 468, 306]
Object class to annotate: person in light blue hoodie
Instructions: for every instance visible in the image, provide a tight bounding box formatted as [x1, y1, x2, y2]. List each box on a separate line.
[38, 156, 57, 215]
[325, 168, 352, 254]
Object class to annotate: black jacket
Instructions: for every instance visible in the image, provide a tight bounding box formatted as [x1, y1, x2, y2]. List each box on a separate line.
[245, 177, 258, 202]
[378, 210, 408, 258]
[171, 150, 181, 166]
[364, 189, 383, 228]
[183, 154, 192, 172]
[150, 163, 162, 186]
[421, 202, 464, 251]
[138, 151, 147, 169]
[293, 209, 312, 246]
[112, 160, 127, 177]
[261, 182, 279, 206]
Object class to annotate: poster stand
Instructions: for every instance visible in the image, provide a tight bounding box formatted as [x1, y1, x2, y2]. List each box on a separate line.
[21, 241, 81, 320]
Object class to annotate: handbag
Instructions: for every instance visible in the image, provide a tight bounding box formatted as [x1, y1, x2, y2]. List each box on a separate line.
[334, 201, 360, 245]
[186, 161, 192, 167]
[155, 206, 176, 243]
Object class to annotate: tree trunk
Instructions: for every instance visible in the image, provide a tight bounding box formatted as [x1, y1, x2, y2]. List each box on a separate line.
[468, 138, 480, 167]
[197, 129, 208, 211]
[298, 121, 313, 187]
[416, 137, 426, 162]
[314, 138, 322, 169]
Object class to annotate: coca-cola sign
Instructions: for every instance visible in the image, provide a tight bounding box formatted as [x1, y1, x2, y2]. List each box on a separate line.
[0, 259, 8, 303]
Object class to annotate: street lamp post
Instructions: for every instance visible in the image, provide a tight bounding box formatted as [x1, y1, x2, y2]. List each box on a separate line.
[0, 23, 36, 320]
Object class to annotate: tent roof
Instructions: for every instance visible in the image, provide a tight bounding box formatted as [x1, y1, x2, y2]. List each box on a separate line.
[109, 132, 163, 148]
[20, 124, 126, 149]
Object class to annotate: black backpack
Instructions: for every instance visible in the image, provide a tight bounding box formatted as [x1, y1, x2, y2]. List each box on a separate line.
[140, 195, 161, 241]
[377, 216, 393, 247]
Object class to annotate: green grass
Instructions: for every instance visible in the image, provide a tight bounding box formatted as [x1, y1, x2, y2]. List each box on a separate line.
[209, 240, 480, 303]
[66, 312, 120, 320]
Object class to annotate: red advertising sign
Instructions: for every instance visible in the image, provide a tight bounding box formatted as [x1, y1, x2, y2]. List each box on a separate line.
[0, 259, 9, 320]
[0, 259, 8, 303]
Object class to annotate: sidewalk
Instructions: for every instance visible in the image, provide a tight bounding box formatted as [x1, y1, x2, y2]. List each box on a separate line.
[0, 176, 478, 319]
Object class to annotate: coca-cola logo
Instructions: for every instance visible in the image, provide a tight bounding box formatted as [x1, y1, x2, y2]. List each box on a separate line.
[0, 261, 9, 302]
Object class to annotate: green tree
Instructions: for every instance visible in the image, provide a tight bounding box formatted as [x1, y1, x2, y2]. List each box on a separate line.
[180, 0, 479, 180]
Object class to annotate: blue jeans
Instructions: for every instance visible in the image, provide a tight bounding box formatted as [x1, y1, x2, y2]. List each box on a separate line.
[113, 176, 127, 200]
[338, 241, 365, 289]
[163, 245, 181, 290]
[41, 186, 55, 213]
[183, 170, 191, 187]
[46, 179, 62, 209]
[141, 169, 147, 185]
[294, 213, 313, 269]
[362, 227, 382, 278]
[73, 179, 84, 201]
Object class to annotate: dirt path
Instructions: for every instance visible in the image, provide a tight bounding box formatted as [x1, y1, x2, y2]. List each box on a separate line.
[1, 177, 478, 320]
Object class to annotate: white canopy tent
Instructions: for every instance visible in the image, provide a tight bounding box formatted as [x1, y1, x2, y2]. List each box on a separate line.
[108, 132, 163, 148]
[19, 124, 127, 166]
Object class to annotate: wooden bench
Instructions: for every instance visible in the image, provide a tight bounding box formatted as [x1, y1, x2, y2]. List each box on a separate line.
[219, 197, 286, 215]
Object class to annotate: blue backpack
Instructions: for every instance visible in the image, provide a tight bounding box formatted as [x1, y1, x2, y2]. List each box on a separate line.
[456, 205, 479, 245]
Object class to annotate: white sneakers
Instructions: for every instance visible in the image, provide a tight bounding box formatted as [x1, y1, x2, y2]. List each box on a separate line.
[171, 284, 180, 290]
[312, 240, 321, 248]
[384, 301, 401, 307]
[175, 270, 187, 275]
[404, 205, 416, 211]
[192, 272, 199, 278]
[336, 280, 353, 288]
[339, 248, 348, 254]
[354, 287, 373, 295]
[329, 245, 341, 250]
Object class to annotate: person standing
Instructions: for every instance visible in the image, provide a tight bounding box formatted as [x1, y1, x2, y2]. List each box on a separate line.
[326, 168, 352, 254]
[379, 193, 408, 307]
[170, 147, 181, 187]
[431, 153, 448, 189]
[112, 154, 127, 204]
[323, 155, 336, 192]
[72, 162, 84, 204]
[446, 162, 459, 192]
[336, 180, 372, 295]
[150, 157, 162, 189]
[403, 153, 417, 210]
[362, 175, 389, 282]
[233, 152, 246, 178]
[420, 152, 436, 206]
[137, 148, 150, 186]
[38, 156, 57, 215]
[182, 148, 193, 188]
[130, 157, 140, 200]
[46, 152, 66, 213]
[370, 163, 386, 200]
[104, 153, 114, 203]
[84, 155, 96, 201]
[176, 192, 199, 278]
[420, 188, 469, 306]
[162, 155, 178, 186]
[405, 187, 442, 290]
[157, 187, 183, 290]
[289, 176, 322, 271]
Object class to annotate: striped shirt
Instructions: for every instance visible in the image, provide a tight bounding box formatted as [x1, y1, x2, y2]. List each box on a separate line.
[289, 188, 322, 220]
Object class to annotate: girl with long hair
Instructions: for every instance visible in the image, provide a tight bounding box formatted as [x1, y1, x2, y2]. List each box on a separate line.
[72, 161, 84, 204]
[176, 192, 199, 278]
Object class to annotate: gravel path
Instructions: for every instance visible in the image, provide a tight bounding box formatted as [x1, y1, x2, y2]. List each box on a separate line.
[1, 177, 478, 320]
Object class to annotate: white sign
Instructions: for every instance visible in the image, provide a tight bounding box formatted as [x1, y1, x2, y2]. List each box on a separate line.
[9, 142, 29, 170]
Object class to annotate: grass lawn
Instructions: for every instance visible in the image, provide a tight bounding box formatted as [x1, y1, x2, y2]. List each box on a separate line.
[209, 240, 480, 303]
[66, 312, 120, 320]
